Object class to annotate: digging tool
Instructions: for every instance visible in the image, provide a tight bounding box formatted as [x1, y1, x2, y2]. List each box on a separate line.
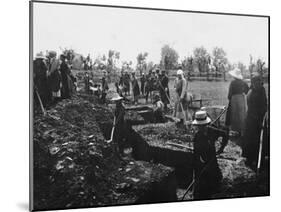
[166, 141, 193, 152]
[257, 112, 267, 175]
[181, 156, 217, 200]
[106, 116, 116, 143]
[35, 88, 46, 116]
[209, 105, 227, 126]
[180, 101, 188, 126]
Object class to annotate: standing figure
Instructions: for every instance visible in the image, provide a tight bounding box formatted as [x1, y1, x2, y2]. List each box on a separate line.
[33, 52, 50, 107]
[159, 69, 170, 111]
[242, 75, 267, 168]
[59, 54, 71, 99]
[225, 68, 249, 136]
[124, 71, 131, 96]
[84, 72, 90, 94]
[131, 72, 140, 104]
[140, 73, 146, 96]
[151, 70, 157, 91]
[192, 110, 222, 200]
[145, 70, 153, 103]
[101, 71, 109, 104]
[48, 52, 61, 103]
[111, 94, 127, 158]
[174, 68, 189, 125]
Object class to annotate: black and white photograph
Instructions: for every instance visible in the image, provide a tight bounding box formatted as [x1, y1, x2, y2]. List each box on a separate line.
[30, 1, 269, 211]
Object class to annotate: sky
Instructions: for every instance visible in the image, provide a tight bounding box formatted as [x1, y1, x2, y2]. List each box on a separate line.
[33, 2, 268, 67]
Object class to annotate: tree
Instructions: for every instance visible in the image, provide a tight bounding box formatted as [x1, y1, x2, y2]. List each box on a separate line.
[160, 44, 179, 70]
[193, 46, 209, 74]
[248, 55, 267, 79]
[147, 61, 154, 72]
[181, 56, 194, 80]
[136, 52, 148, 74]
[212, 47, 228, 73]
[237, 62, 248, 78]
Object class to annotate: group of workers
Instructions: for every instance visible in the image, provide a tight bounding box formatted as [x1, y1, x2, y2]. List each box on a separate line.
[117, 68, 170, 108]
[107, 65, 268, 200]
[226, 68, 268, 168]
[34, 52, 267, 200]
[191, 67, 268, 200]
[84, 71, 109, 103]
[33, 51, 76, 108]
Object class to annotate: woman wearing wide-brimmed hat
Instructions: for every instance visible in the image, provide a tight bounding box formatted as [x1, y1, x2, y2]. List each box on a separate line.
[110, 93, 127, 158]
[174, 68, 190, 125]
[192, 111, 222, 200]
[225, 67, 249, 136]
[34, 52, 50, 106]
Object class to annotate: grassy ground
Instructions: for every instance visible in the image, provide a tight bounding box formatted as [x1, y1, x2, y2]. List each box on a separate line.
[106, 79, 268, 108]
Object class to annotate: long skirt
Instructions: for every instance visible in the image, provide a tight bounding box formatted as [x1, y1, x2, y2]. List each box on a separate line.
[242, 114, 264, 164]
[174, 96, 189, 120]
[228, 94, 247, 134]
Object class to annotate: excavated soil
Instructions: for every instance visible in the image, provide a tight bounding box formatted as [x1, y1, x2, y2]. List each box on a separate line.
[32, 95, 177, 210]
[32, 92, 269, 210]
[132, 123, 269, 200]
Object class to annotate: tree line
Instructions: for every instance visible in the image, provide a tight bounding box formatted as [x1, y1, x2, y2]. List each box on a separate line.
[56, 45, 267, 79]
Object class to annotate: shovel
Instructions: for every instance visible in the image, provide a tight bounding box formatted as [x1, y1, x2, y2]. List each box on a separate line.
[257, 112, 267, 175]
[180, 101, 188, 126]
[35, 88, 47, 116]
[106, 116, 116, 143]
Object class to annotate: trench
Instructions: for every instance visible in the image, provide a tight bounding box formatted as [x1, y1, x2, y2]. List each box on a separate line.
[98, 107, 194, 203]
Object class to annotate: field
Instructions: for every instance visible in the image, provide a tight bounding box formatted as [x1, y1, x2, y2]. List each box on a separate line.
[106, 77, 269, 108]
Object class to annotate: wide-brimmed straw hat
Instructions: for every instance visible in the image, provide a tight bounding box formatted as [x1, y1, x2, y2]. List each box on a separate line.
[229, 68, 243, 80]
[111, 93, 123, 101]
[192, 110, 211, 125]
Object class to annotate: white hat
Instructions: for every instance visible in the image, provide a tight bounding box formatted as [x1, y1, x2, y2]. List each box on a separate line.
[177, 69, 184, 75]
[192, 110, 211, 125]
[229, 68, 243, 80]
[111, 93, 123, 101]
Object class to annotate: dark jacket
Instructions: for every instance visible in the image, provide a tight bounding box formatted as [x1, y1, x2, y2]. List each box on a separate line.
[60, 62, 70, 98]
[193, 130, 222, 199]
[131, 77, 140, 96]
[34, 59, 50, 105]
[242, 86, 267, 163]
[159, 74, 170, 104]
[227, 79, 249, 100]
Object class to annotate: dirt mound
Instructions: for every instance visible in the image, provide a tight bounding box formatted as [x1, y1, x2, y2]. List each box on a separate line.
[32, 95, 177, 210]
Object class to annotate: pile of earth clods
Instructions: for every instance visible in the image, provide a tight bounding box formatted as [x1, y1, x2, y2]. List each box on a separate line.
[32, 95, 176, 210]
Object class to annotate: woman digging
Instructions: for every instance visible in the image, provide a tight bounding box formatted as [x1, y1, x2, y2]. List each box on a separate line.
[192, 110, 222, 200]
[109, 93, 127, 158]
[174, 68, 190, 127]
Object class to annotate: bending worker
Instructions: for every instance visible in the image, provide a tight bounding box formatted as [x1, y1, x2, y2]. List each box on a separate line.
[192, 110, 222, 200]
